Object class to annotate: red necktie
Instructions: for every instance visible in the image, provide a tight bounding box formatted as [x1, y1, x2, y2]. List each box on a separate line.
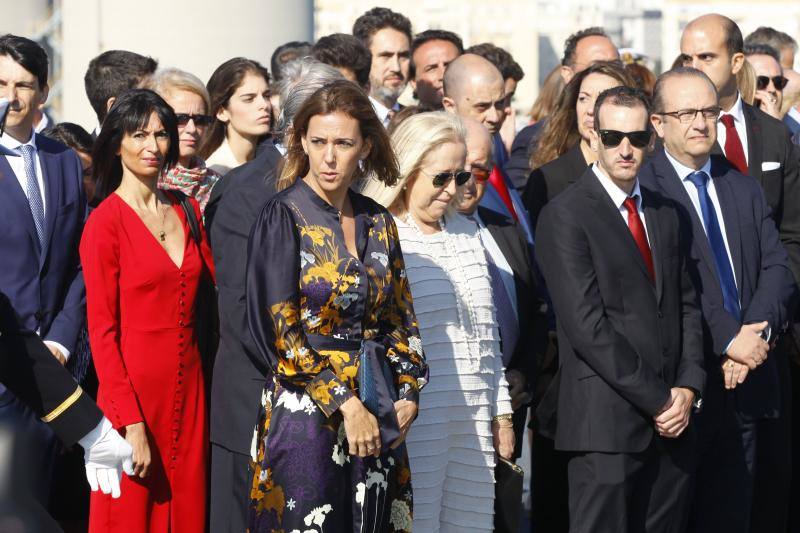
[623, 197, 655, 283]
[720, 114, 748, 174]
[488, 167, 518, 222]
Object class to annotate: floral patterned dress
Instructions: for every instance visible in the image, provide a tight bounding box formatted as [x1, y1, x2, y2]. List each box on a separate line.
[246, 179, 428, 533]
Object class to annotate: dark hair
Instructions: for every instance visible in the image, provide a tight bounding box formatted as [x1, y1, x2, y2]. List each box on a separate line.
[386, 103, 437, 135]
[410, 29, 463, 79]
[270, 41, 313, 82]
[466, 43, 524, 82]
[745, 27, 798, 56]
[625, 62, 657, 98]
[352, 7, 413, 48]
[593, 86, 651, 131]
[42, 122, 93, 154]
[278, 80, 399, 190]
[199, 57, 270, 160]
[532, 61, 636, 168]
[93, 89, 179, 202]
[744, 43, 781, 63]
[720, 17, 745, 57]
[562, 27, 611, 67]
[652, 67, 717, 114]
[84, 50, 158, 124]
[312, 33, 372, 88]
[0, 34, 49, 88]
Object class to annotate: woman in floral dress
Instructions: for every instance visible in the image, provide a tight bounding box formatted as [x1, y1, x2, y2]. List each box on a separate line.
[245, 80, 428, 533]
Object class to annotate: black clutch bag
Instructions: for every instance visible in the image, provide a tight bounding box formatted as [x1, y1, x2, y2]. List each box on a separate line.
[495, 457, 524, 533]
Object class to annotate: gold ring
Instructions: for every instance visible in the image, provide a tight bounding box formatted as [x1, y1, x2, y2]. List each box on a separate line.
[728, 361, 735, 369]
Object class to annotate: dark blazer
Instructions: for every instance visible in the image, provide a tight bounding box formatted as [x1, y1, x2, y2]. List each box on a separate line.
[712, 102, 800, 284]
[206, 143, 280, 455]
[0, 135, 86, 394]
[641, 150, 797, 419]
[477, 206, 547, 383]
[523, 144, 588, 227]
[784, 112, 800, 140]
[0, 291, 100, 446]
[505, 121, 545, 192]
[535, 168, 704, 453]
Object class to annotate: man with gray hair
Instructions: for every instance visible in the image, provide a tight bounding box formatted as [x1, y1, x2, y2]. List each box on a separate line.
[204, 58, 343, 532]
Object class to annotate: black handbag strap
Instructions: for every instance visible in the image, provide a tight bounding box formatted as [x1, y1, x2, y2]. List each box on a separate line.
[171, 191, 202, 246]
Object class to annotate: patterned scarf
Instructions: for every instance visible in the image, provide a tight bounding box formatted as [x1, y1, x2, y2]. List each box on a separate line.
[158, 157, 220, 213]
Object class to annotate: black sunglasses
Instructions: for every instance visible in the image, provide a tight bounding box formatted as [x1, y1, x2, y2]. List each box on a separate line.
[598, 129, 651, 149]
[175, 113, 214, 126]
[422, 169, 472, 187]
[756, 75, 789, 91]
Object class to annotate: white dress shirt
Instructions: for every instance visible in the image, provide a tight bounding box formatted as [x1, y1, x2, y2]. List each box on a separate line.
[369, 95, 399, 128]
[663, 150, 737, 291]
[0, 129, 70, 359]
[592, 163, 650, 244]
[716, 93, 750, 166]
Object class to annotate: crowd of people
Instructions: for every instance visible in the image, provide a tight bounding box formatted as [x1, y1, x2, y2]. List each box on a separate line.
[1, 6, 800, 533]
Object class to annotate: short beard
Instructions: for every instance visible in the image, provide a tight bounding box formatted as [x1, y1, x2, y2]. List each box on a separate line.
[371, 83, 405, 107]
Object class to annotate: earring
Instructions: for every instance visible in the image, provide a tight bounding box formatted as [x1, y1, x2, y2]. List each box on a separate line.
[358, 159, 365, 171]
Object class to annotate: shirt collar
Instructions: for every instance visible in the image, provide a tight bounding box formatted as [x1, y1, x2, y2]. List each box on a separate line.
[369, 96, 398, 123]
[720, 93, 745, 124]
[787, 106, 800, 124]
[0, 129, 36, 155]
[663, 149, 712, 182]
[592, 163, 641, 209]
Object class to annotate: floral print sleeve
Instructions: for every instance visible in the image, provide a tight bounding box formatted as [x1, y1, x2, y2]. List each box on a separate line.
[374, 214, 429, 405]
[247, 198, 354, 417]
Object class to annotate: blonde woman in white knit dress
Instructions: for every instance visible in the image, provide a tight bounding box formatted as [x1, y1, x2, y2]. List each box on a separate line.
[358, 112, 514, 532]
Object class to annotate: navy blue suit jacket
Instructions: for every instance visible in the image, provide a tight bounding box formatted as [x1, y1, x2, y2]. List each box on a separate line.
[0, 134, 87, 361]
[641, 150, 797, 419]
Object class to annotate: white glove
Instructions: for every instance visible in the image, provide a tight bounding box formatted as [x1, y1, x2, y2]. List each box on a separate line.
[79, 417, 134, 498]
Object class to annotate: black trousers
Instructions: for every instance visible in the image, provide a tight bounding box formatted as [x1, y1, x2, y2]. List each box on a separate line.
[567, 437, 693, 533]
[209, 442, 251, 533]
[688, 392, 760, 533]
[530, 435, 569, 532]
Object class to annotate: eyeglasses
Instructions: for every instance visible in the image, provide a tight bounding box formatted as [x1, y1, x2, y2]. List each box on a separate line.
[175, 113, 214, 126]
[756, 75, 789, 91]
[657, 106, 721, 124]
[469, 165, 492, 182]
[598, 129, 651, 149]
[421, 168, 472, 187]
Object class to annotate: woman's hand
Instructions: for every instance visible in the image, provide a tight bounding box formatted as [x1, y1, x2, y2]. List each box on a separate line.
[390, 399, 418, 449]
[123, 422, 151, 478]
[492, 420, 515, 461]
[340, 396, 381, 458]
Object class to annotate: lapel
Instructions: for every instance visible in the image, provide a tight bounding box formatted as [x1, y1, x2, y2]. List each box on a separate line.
[0, 151, 40, 254]
[741, 103, 763, 181]
[710, 162, 744, 289]
[583, 170, 655, 288]
[478, 208, 526, 280]
[641, 193, 664, 304]
[36, 137, 62, 263]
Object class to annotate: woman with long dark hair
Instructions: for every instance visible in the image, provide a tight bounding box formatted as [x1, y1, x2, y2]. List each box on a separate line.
[81, 89, 214, 532]
[199, 57, 271, 176]
[246, 80, 428, 532]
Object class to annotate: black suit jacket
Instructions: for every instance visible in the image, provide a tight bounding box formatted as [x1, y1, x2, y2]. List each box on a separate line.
[0, 291, 100, 446]
[504, 121, 545, 192]
[523, 144, 588, 227]
[206, 143, 281, 455]
[641, 151, 797, 420]
[712, 102, 800, 284]
[477, 206, 547, 383]
[535, 168, 704, 453]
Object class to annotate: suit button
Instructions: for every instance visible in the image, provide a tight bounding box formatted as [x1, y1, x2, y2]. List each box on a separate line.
[34, 311, 44, 321]
[657, 311, 663, 318]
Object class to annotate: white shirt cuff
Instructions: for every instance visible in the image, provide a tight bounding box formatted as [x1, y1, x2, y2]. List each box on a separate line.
[43, 340, 71, 362]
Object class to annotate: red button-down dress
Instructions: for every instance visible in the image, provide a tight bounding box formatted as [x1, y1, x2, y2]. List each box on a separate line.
[80, 193, 214, 532]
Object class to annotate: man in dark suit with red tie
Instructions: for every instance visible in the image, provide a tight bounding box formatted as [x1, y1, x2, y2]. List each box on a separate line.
[680, 16, 800, 531]
[535, 86, 704, 532]
[641, 67, 797, 533]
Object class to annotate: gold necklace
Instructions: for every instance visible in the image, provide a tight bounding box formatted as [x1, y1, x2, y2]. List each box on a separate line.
[157, 195, 167, 242]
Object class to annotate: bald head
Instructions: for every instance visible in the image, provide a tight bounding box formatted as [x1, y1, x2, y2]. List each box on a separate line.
[442, 54, 506, 134]
[457, 117, 493, 215]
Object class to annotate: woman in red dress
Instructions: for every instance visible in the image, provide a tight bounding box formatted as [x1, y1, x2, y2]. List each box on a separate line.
[81, 89, 214, 532]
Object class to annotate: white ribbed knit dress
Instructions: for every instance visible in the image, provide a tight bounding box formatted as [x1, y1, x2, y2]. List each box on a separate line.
[395, 212, 513, 533]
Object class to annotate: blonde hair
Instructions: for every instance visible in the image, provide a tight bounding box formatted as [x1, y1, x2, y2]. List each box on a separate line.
[147, 67, 211, 112]
[737, 60, 757, 105]
[357, 111, 466, 210]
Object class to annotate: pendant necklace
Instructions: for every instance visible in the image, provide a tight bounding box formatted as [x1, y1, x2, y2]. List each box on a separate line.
[157, 196, 167, 242]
